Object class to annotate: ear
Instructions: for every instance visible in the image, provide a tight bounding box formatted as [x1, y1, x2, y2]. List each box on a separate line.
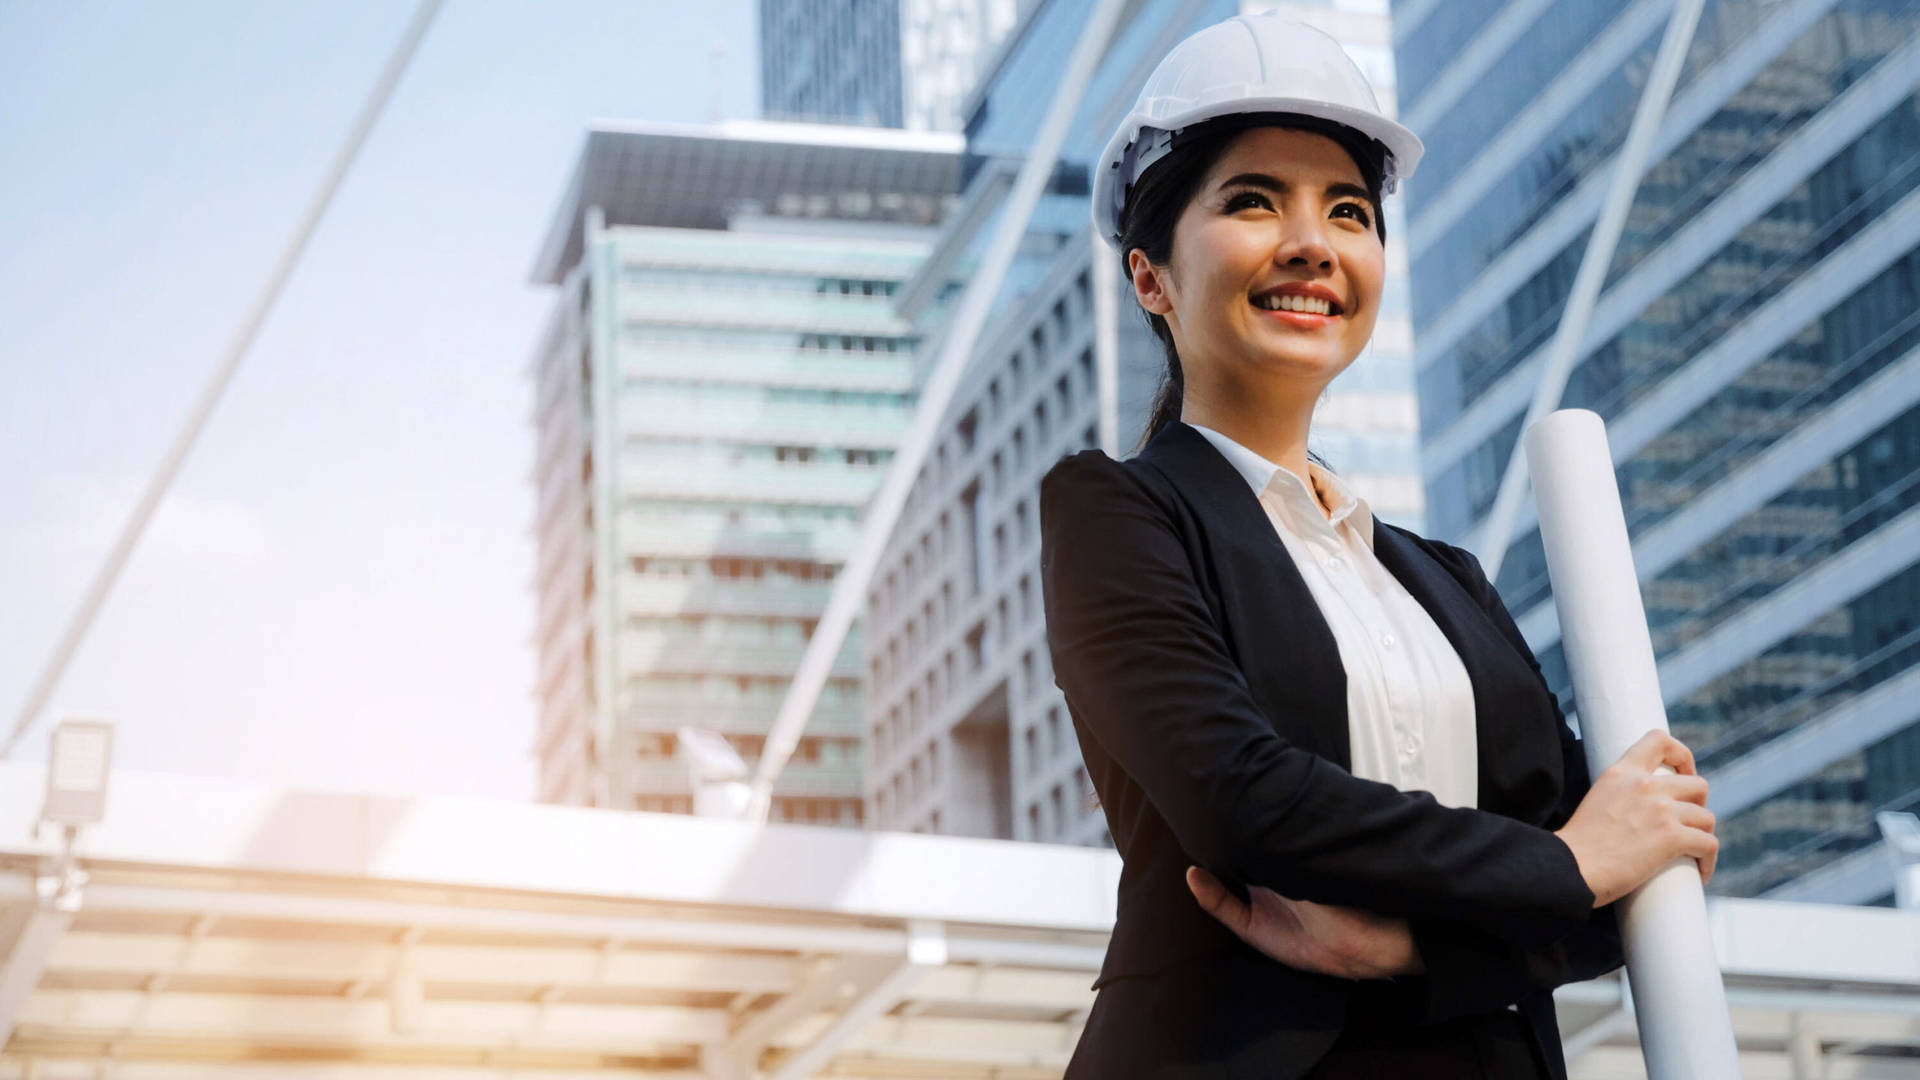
[1128, 248, 1174, 317]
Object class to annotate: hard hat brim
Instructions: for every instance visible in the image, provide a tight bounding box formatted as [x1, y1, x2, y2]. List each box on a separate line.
[1092, 98, 1423, 244]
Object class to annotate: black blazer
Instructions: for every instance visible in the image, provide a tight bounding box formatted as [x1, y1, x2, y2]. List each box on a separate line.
[1038, 421, 1623, 1080]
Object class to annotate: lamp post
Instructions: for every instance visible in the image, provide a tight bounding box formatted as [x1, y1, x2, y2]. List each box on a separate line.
[37, 718, 114, 910]
[2, 718, 115, 1041]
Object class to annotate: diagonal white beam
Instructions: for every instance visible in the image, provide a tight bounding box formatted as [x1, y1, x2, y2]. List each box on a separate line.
[749, 0, 1133, 817]
[1091, 221, 1121, 459]
[724, 955, 861, 1066]
[1475, 0, 1706, 580]
[767, 921, 947, 1080]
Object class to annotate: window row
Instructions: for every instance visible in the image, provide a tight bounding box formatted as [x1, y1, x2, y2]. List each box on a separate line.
[631, 554, 840, 583]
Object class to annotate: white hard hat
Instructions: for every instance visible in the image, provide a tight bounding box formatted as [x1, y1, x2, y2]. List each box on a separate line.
[1092, 11, 1423, 244]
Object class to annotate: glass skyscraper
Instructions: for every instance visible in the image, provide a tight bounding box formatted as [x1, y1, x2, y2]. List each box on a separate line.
[760, 0, 1029, 132]
[527, 120, 961, 824]
[1394, 0, 1920, 902]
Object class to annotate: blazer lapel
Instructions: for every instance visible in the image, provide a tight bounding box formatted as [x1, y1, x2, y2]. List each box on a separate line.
[1135, 422, 1352, 767]
[1371, 523, 1563, 817]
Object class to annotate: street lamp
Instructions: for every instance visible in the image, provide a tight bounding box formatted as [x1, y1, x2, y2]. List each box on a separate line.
[37, 718, 114, 910]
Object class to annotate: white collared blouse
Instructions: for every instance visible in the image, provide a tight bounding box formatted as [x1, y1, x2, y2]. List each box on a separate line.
[1184, 421, 1480, 810]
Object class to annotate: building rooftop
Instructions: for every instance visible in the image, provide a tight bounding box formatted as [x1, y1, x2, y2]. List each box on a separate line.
[531, 118, 965, 284]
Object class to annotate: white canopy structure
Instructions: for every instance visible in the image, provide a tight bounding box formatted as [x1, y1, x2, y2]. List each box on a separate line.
[3, 762, 1920, 1078]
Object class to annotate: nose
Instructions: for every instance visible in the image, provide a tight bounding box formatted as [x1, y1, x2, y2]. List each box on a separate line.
[1273, 211, 1335, 272]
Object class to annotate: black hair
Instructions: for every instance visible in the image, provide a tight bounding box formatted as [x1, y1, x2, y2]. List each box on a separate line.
[1119, 112, 1390, 456]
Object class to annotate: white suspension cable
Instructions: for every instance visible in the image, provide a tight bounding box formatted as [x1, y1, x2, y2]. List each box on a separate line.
[1474, 0, 1705, 582]
[3, 0, 445, 760]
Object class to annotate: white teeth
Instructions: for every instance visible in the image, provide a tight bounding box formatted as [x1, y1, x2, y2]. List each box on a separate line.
[1255, 293, 1333, 315]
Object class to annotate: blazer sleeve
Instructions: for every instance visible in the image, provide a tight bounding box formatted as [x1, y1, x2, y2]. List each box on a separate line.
[1039, 451, 1595, 950]
[1399, 542, 1626, 1021]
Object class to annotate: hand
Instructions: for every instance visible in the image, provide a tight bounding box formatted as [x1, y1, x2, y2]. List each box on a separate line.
[1555, 730, 1719, 907]
[1186, 866, 1424, 979]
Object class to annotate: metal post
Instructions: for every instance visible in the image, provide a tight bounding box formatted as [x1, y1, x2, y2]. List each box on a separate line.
[747, 0, 1133, 820]
[1091, 225, 1122, 458]
[2, 0, 445, 760]
[1474, 0, 1705, 582]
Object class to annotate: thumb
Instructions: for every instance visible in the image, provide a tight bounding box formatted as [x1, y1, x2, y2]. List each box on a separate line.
[1186, 866, 1248, 927]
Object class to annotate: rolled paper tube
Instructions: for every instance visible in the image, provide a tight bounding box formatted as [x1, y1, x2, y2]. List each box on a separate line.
[1523, 409, 1741, 1078]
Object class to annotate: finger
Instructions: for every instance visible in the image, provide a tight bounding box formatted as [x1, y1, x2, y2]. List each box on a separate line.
[1621, 729, 1667, 769]
[1674, 801, 1715, 835]
[1622, 729, 1696, 776]
[1679, 825, 1720, 873]
[1653, 772, 1711, 807]
[1187, 867, 1251, 931]
[1659, 732, 1698, 776]
[1695, 834, 1719, 884]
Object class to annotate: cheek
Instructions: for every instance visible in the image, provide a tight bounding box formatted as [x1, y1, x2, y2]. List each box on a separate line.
[1345, 246, 1387, 315]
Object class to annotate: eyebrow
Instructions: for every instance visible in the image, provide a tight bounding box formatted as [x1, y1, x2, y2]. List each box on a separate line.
[1217, 172, 1375, 206]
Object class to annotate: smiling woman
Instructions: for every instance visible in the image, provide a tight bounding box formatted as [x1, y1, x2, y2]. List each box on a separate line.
[1121, 120, 1388, 472]
[1041, 11, 1718, 1080]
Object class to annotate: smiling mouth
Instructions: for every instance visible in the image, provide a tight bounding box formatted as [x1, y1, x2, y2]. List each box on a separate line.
[1251, 293, 1341, 316]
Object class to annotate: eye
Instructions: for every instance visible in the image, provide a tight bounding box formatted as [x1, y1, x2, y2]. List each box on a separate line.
[1225, 191, 1272, 212]
[1332, 201, 1373, 228]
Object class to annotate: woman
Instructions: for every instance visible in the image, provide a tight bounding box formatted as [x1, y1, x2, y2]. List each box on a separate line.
[1039, 13, 1719, 1079]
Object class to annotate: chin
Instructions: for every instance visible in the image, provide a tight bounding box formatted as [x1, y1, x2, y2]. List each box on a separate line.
[1250, 344, 1353, 381]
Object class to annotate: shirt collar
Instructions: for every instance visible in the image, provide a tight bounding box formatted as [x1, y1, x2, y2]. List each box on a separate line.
[1184, 421, 1375, 549]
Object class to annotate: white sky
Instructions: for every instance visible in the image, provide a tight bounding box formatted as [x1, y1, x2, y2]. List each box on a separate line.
[0, 0, 758, 801]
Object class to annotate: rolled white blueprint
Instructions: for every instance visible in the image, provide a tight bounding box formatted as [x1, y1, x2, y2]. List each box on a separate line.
[1524, 409, 1740, 1078]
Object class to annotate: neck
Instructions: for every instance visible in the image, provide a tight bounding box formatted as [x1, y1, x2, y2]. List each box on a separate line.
[1179, 370, 1323, 487]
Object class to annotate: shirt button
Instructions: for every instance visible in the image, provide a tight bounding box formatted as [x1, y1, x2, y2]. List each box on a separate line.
[1326, 555, 1347, 572]
[1402, 736, 1419, 756]
[1381, 632, 1397, 648]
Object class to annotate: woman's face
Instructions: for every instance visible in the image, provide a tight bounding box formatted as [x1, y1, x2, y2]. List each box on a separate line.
[1132, 126, 1384, 393]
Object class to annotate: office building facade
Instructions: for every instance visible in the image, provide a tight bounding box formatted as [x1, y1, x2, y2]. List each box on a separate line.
[528, 120, 961, 824]
[760, 0, 1028, 132]
[1395, 0, 1920, 900]
[863, 0, 1427, 842]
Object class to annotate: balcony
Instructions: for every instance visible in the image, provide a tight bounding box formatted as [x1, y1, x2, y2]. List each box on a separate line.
[623, 693, 864, 737]
[621, 576, 835, 619]
[619, 517, 863, 562]
[620, 634, 864, 680]
[619, 289, 909, 337]
[618, 400, 910, 446]
[621, 460, 884, 505]
[622, 350, 915, 394]
[623, 759, 863, 798]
